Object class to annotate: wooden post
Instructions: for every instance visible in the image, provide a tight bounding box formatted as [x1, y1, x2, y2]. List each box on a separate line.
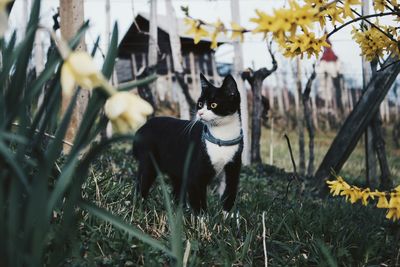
[361, 0, 377, 187]
[189, 52, 197, 94]
[131, 54, 137, 79]
[275, 72, 285, 116]
[311, 93, 319, 131]
[21, 0, 30, 38]
[60, 0, 88, 151]
[314, 57, 400, 188]
[148, 0, 158, 97]
[296, 57, 305, 175]
[211, 55, 219, 84]
[231, 0, 250, 165]
[35, 29, 45, 107]
[165, 0, 194, 119]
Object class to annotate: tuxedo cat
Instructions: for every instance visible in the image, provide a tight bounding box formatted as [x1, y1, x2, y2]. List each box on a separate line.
[133, 74, 243, 213]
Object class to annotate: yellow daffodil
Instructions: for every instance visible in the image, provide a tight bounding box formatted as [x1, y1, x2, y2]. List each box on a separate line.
[184, 18, 209, 44]
[231, 22, 245, 42]
[0, 0, 11, 37]
[61, 51, 105, 96]
[104, 92, 153, 134]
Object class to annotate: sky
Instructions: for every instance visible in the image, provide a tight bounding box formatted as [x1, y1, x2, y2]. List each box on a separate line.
[7, 0, 376, 87]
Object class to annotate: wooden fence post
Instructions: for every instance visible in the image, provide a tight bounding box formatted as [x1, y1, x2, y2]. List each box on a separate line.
[314, 58, 400, 189]
[59, 0, 88, 152]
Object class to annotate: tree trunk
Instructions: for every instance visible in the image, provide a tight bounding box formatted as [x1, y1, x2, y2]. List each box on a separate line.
[251, 77, 263, 163]
[242, 46, 277, 164]
[393, 120, 400, 148]
[302, 68, 317, 176]
[314, 58, 400, 189]
[296, 58, 305, 175]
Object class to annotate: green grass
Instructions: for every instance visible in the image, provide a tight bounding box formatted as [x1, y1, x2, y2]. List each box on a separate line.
[260, 124, 400, 184]
[66, 135, 400, 266]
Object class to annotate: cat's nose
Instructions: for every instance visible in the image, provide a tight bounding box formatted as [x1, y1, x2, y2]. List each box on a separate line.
[198, 111, 204, 116]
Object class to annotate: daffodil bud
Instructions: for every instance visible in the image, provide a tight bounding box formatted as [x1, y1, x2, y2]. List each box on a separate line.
[104, 92, 153, 134]
[0, 0, 12, 38]
[61, 51, 105, 96]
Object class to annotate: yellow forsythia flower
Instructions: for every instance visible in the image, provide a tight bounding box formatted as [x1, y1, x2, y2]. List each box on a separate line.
[210, 19, 225, 49]
[373, 0, 386, 12]
[375, 192, 389, 208]
[0, 0, 11, 37]
[231, 22, 245, 42]
[327, 176, 350, 196]
[341, 186, 362, 204]
[360, 188, 373, 206]
[104, 92, 153, 134]
[342, 0, 360, 18]
[327, 176, 400, 221]
[250, 9, 276, 33]
[184, 18, 209, 44]
[386, 193, 400, 221]
[61, 51, 105, 96]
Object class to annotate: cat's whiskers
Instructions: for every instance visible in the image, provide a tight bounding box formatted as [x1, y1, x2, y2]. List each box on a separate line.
[180, 118, 198, 136]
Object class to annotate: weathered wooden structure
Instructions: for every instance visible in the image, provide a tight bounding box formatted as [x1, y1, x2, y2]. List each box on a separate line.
[115, 13, 227, 101]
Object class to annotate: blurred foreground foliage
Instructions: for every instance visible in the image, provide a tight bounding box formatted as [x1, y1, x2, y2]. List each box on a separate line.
[0, 1, 167, 266]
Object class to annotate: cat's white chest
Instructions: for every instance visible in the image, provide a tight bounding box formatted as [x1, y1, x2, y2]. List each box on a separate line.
[205, 141, 239, 175]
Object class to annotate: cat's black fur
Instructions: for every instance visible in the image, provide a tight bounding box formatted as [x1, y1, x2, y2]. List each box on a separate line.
[133, 74, 242, 213]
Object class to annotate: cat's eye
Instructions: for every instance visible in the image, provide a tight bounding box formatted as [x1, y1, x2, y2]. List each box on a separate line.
[210, 103, 218, 109]
[198, 102, 203, 108]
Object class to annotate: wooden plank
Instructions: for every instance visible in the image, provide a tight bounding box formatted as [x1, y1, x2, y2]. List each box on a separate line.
[315, 57, 400, 187]
[60, 0, 87, 152]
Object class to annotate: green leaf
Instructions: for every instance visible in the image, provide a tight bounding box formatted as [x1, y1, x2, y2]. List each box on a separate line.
[46, 156, 79, 218]
[117, 74, 158, 92]
[0, 141, 29, 190]
[102, 22, 118, 78]
[315, 239, 338, 267]
[80, 200, 173, 257]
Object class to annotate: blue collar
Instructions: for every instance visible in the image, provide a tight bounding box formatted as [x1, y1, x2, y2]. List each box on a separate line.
[202, 125, 243, 146]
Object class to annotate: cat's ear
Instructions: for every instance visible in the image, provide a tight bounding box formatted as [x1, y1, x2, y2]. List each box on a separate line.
[200, 73, 211, 90]
[221, 74, 239, 97]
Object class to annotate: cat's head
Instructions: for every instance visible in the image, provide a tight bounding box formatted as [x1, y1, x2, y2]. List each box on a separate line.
[196, 73, 240, 125]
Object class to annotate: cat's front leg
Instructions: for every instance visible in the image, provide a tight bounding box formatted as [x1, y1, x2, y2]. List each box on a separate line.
[188, 183, 207, 214]
[221, 155, 241, 211]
